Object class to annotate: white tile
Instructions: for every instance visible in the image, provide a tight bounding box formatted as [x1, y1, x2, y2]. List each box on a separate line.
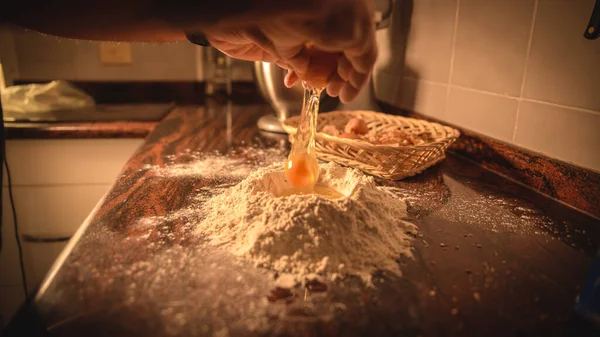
[404, 0, 458, 83]
[15, 61, 76, 81]
[0, 28, 21, 83]
[446, 87, 519, 142]
[515, 101, 600, 170]
[523, 0, 600, 111]
[452, 0, 535, 96]
[398, 78, 448, 120]
[133, 42, 196, 63]
[3, 139, 143, 186]
[373, 70, 404, 107]
[13, 29, 77, 63]
[74, 41, 196, 81]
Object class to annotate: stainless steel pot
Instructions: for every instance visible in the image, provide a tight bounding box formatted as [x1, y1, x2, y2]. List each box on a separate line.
[253, 61, 339, 133]
[253, 61, 304, 121]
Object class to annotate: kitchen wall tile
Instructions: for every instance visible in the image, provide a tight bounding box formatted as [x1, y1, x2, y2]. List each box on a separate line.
[16, 60, 77, 80]
[404, 0, 458, 83]
[446, 87, 519, 142]
[74, 42, 197, 81]
[134, 42, 196, 63]
[14, 30, 77, 63]
[398, 78, 448, 120]
[515, 101, 600, 170]
[523, 0, 600, 112]
[0, 28, 21, 84]
[452, 0, 535, 96]
[373, 70, 404, 106]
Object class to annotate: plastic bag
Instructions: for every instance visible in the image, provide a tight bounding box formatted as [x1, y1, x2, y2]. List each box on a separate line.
[1, 80, 95, 114]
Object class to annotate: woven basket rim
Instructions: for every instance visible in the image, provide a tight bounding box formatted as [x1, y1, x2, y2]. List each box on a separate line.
[282, 110, 460, 151]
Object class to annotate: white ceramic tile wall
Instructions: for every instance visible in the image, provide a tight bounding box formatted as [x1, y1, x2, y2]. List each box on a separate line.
[375, 0, 600, 171]
[4, 27, 254, 82]
[515, 101, 600, 169]
[0, 29, 20, 85]
[446, 87, 519, 142]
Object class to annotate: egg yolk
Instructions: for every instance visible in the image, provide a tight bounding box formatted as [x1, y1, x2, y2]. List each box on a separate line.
[284, 152, 319, 190]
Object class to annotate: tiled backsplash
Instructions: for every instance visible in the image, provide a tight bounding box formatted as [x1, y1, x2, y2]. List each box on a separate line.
[1, 1, 598, 171]
[0, 28, 254, 83]
[374, 0, 600, 172]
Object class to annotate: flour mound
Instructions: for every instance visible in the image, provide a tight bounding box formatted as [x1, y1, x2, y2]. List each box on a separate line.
[197, 162, 417, 283]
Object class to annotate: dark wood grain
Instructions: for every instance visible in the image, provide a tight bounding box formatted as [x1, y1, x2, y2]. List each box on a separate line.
[28, 103, 600, 337]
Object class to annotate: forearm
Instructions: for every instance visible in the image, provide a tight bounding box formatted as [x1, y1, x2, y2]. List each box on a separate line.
[3, 0, 323, 42]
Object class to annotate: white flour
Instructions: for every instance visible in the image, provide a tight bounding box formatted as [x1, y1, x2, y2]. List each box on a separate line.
[196, 161, 418, 284]
[143, 147, 284, 179]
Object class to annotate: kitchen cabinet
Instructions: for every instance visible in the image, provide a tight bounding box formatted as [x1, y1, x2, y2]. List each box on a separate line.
[0, 138, 143, 326]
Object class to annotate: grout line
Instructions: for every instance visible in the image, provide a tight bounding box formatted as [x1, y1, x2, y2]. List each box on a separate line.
[513, 0, 539, 142]
[449, 84, 520, 100]
[403, 77, 600, 116]
[402, 76, 447, 86]
[391, 72, 600, 118]
[444, 0, 461, 117]
[521, 98, 600, 116]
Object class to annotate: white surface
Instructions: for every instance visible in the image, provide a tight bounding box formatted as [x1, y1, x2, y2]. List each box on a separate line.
[0, 138, 139, 325]
[4, 185, 112, 238]
[3, 139, 143, 186]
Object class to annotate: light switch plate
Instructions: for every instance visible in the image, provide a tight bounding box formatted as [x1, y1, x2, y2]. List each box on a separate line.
[99, 43, 132, 65]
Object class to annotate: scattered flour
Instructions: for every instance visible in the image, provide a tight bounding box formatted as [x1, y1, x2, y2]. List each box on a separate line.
[196, 162, 418, 284]
[143, 147, 284, 179]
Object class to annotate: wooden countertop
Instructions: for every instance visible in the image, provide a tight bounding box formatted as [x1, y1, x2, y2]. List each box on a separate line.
[12, 104, 599, 337]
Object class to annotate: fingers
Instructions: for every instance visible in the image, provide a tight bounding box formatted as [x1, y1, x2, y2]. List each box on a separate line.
[280, 44, 311, 76]
[339, 81, 360, 104]
[291, 0, 377, 102]
[325, 73, 345, 97]
[284, 70, 300, 88]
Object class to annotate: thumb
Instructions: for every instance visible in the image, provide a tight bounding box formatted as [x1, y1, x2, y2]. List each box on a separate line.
[282, 45, 340, 89]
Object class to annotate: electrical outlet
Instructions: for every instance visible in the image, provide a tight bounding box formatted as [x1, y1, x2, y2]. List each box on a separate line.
[99, 43, 132, 65]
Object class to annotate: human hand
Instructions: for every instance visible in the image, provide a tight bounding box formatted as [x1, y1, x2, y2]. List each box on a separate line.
[204, 0, 377, 103]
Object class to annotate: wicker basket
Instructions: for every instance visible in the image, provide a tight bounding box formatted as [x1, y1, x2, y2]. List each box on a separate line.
[282, 110, 460, 180]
